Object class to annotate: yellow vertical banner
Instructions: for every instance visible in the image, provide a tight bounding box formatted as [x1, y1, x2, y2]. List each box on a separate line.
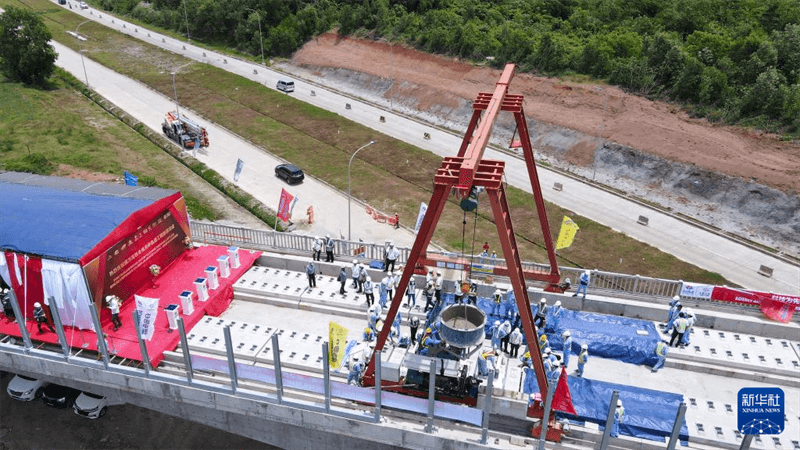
[328, 321, 348, 370]
[556, 216, 580, 250]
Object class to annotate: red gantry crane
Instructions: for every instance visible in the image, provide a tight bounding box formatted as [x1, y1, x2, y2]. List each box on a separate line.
[362, 63, 573, 440]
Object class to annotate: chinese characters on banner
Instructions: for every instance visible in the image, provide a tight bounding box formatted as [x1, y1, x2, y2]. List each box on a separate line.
[135, 295, 159, 340]
[276, 188, 298, 222]
[328, 322, 348, 370]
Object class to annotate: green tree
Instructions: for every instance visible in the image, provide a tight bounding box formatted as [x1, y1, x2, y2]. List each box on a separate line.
[0, 6, 57, 86]
[699, 65, 729, 105]
[673, 57, 705, 102]
[773, 24, 800, 84]
[741, 67, 788, 119]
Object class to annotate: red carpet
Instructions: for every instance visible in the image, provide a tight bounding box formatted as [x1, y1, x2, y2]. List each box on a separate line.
[0, 245, 260, 366]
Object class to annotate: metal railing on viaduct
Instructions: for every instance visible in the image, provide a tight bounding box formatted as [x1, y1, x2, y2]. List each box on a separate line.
[189, 221, 754, 314]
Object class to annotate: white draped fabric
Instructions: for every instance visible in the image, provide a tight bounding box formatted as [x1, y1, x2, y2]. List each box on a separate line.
[0, 253, 10, 292]
[40, 259, 95, 331]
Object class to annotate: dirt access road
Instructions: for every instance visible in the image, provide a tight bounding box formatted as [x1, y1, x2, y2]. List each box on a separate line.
[292, 33, 800, 195]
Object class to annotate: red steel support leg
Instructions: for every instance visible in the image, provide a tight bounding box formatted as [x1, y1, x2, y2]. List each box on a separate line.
[513, 109, 561, 289]
[362, 183, 451, 385]
[486, 184, 548, 397]
[457, 109, 483, 158]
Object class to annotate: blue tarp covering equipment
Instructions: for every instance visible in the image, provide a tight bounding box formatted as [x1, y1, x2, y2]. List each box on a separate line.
[442, 291, 659, 367]
[0, 181, 156, 262]
[568, 376, 689, 442]
[524, 370, 688, 442]
[545, 309, 660, 366]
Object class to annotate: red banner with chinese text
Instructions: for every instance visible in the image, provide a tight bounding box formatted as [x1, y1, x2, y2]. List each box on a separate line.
[710, 287, 797, 323]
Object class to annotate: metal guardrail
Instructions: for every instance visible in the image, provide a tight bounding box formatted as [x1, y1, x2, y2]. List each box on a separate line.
[190, 221, 684, 302]
[0, 294, 489, 439]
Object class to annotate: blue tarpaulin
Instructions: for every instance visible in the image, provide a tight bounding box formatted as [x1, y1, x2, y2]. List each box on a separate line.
[0, 181, 155, 262]
[452, 293, 659, 367]
[546, 309, 660, 366]
[524, 371, 688, 442]
[567, 376, 689, 442]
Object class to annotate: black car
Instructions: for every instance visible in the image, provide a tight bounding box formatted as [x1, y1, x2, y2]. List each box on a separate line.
[275, 164, 304, 184]
[41, 384, 80, 408]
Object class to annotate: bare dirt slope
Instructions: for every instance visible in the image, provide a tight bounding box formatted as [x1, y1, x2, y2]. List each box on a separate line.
[293, 33, 800, 194]
[286, 33, 800, 255]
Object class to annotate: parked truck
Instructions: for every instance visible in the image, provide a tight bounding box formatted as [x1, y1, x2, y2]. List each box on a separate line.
[162, 111, 209, 149]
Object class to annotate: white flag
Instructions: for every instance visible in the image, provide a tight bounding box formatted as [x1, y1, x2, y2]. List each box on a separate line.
[135, 295, 159, 341]
[414, 202, 428, 234]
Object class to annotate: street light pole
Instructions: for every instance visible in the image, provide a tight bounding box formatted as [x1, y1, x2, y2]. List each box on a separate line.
[246, 8, 265, 66]
[348, 140, 377, 241]
[75, 20, 91, 87]
[182, 0, 191, 42]
[171, 62, 193, 120]
[389, 37, 394, 111]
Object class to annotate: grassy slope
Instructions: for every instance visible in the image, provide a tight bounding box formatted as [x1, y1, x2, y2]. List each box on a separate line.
[0, 70, 218, 220]
[3, 0, 728, 285]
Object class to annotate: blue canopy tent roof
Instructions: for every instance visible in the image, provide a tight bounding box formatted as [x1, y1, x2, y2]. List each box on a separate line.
[0, 173, 177, 263]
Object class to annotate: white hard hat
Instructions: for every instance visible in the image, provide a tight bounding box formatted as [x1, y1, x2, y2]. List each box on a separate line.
[326, 233, 330, 238]
[539, 297, 546, 303]
[617, 399, 623, 407]
[552, 360, 560, 368]
[673, 295, 680, 301]
[555, 301, 562, 307]
[34, 302, 41, 308]
[353, 260, 358, 264]
[544, 348, 552, 354]
[581, 343, 588, 350]
[342, 264, 347, 269]
[366, 276, 372, 282]
[436, 271, 441, 276]
[389, 243, 394, 248]
[494, 320, 500, 326]
[494, 289, 502, 296]
[530, 393, 537, 401]
[584, 270, 590, 275]
[563, 330, 571, 337]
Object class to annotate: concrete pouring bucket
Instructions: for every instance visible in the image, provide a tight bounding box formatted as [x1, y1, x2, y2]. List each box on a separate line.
[439, 304, 487, 348]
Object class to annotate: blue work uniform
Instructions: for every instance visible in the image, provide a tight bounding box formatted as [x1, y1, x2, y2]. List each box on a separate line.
[575, 272, 590, 299]
[347, 361, 364, 385]
[562, 335, 573, 368]
[652, 341, 669, 372]
[577, 349, 588, 377]
[478, 351, 496, 376]
[610, 405, 624, 437]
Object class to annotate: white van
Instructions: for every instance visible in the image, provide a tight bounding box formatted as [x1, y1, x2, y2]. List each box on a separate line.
[276, 79, 295, 93]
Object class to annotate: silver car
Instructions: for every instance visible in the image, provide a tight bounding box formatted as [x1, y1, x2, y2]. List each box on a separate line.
[73, 391, 109, 419]
[7, 374, 47, 401]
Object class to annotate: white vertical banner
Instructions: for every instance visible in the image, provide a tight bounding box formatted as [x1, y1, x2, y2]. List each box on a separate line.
[414, 202, 428, 234]
[135, 295, 159, 341]
[233, 158, 244, 182]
